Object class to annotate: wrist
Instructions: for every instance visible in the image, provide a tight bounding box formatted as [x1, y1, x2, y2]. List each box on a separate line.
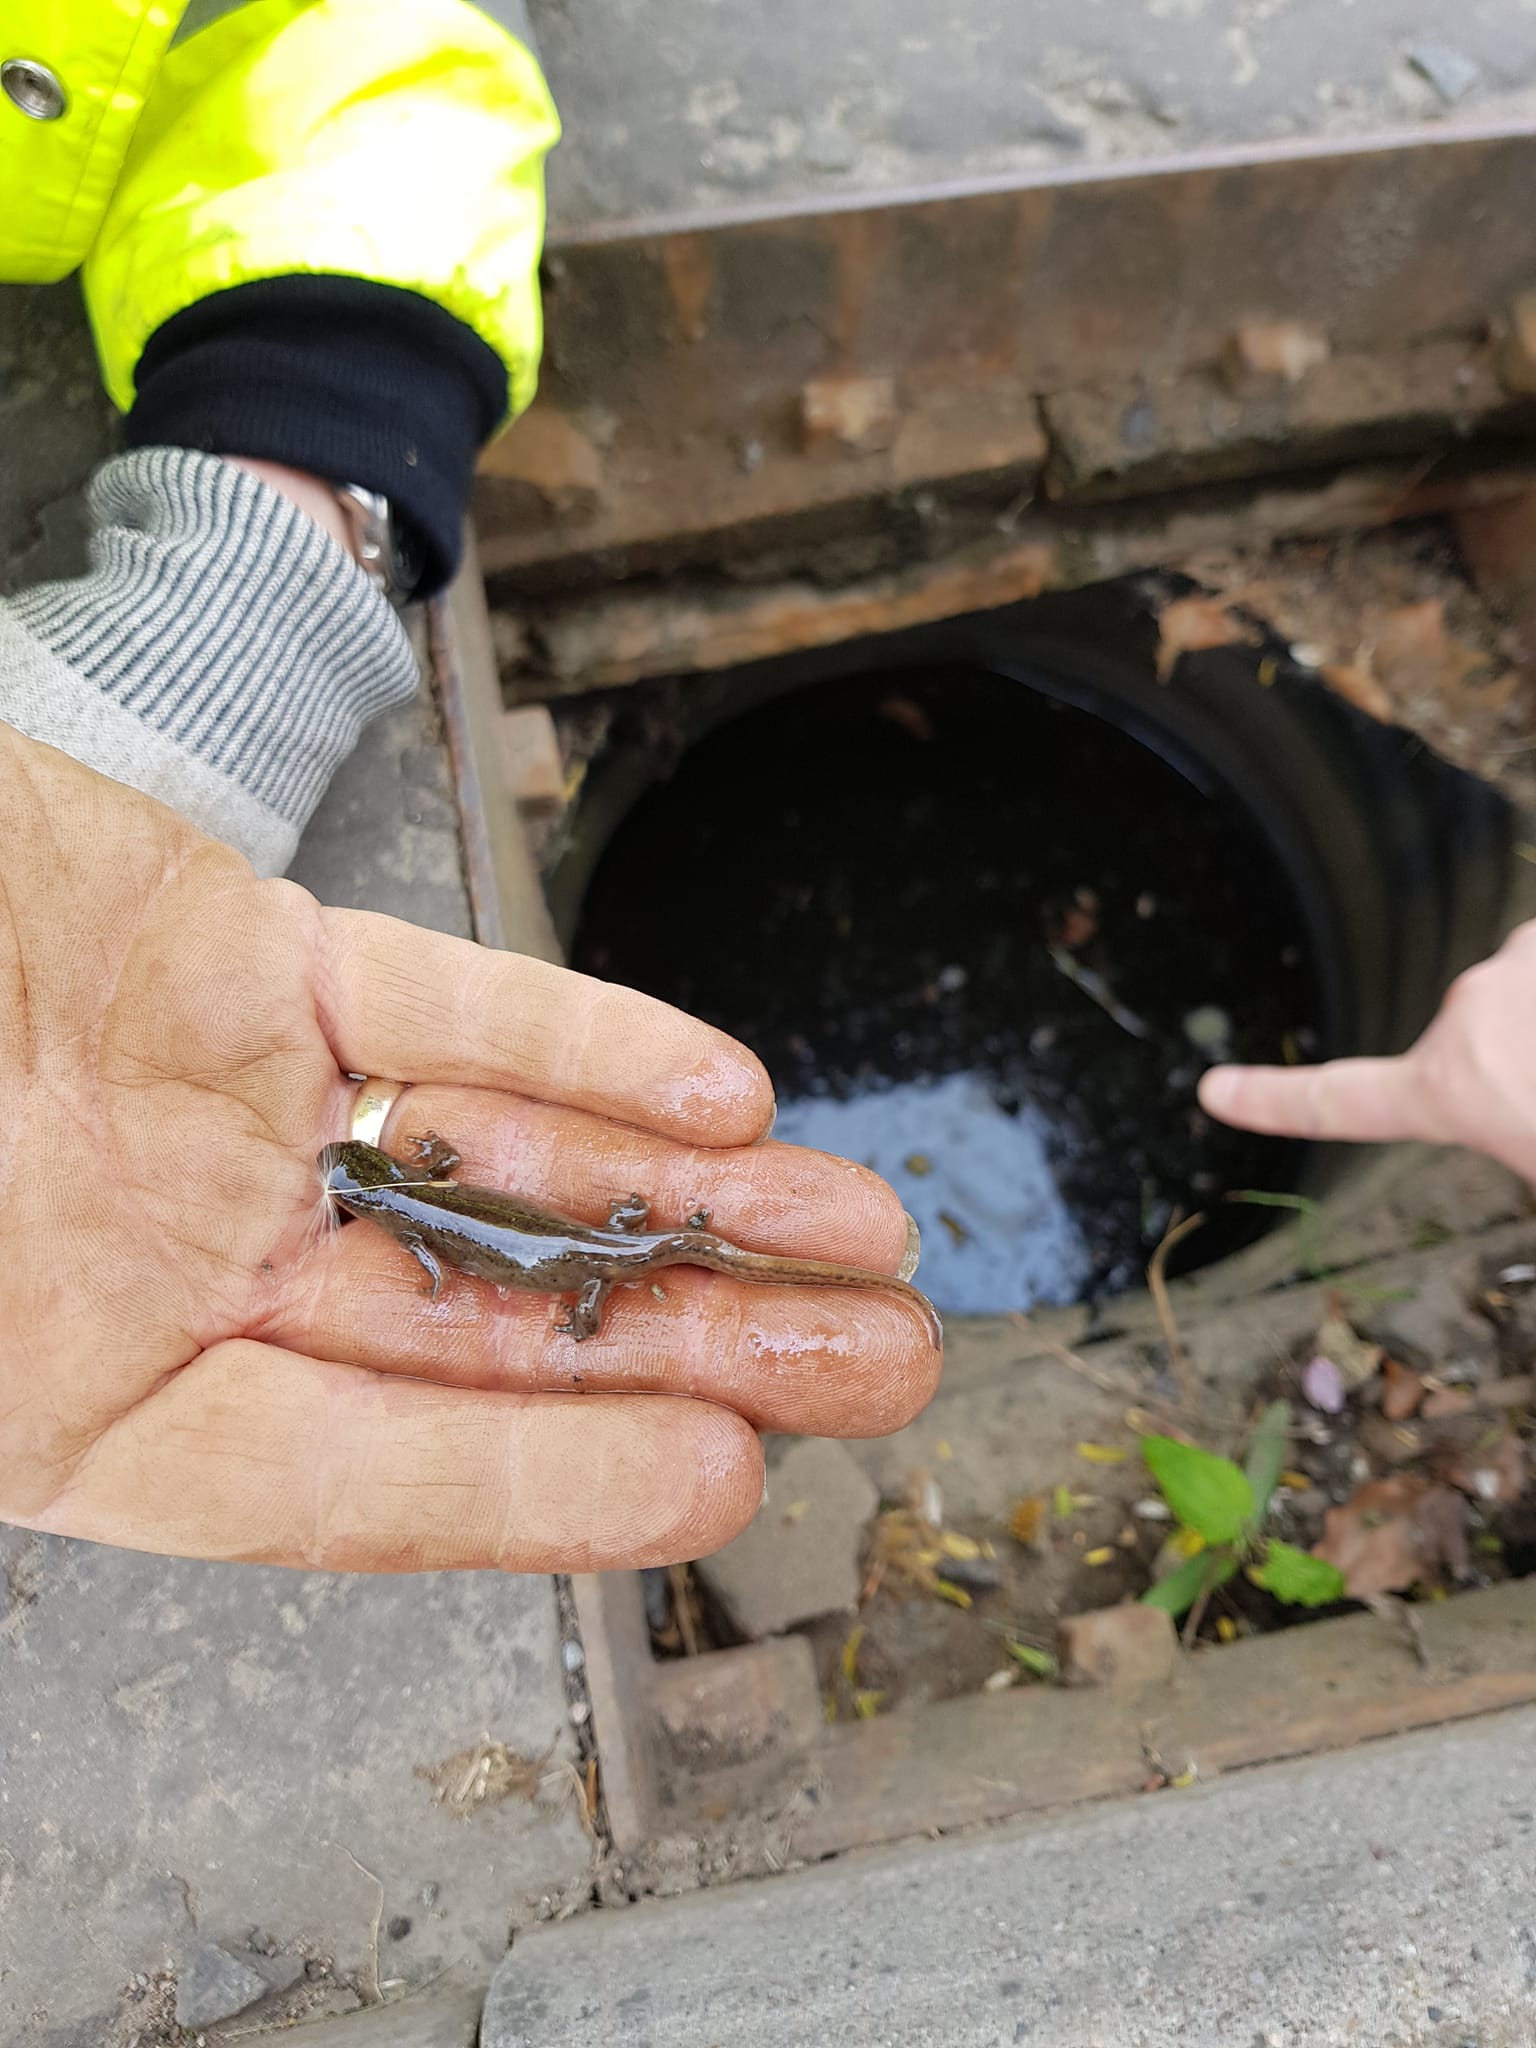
[221, 459, 356, 559]
[125, 275, 507, 597]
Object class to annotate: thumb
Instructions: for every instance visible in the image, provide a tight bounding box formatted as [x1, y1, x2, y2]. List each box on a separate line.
[1198, 1054, 1450, 1147]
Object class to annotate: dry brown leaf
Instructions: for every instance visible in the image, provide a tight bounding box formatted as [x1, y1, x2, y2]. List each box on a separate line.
[1155, 595, 1258, 682]
[1380, 1357, 1426, 1422]
[416, 1739, 550, 1818]
[1370, 599, 1492, 697]
[1315, 1312, 1383, 1390]
[1319, 661, 1395, 722]
[1314, 1475, 1468, 1598]
[1439, 1431, 1526, 1505]
[1421, 1386, 1477, 1419]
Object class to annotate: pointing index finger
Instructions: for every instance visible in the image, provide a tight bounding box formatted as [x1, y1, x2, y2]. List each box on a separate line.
[317, 908, 774, 1146]
[1199, 1055, 1448, 1147]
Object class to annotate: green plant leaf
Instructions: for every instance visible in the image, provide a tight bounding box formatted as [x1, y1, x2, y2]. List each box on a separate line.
[1142, 1436, 1254, 1545]
[1247, 1540, 1347, 1607]
[1141, 1549, 1238, 1618]
[1242, 1401, 1291, 1531]
[1004, 1639, 1059, 1679]
[1226, 1189, 1319, 1215]
[1226, 1188, 1325, 1278]
[1141, 1552, 1211, 1616]
[1332, 1281, 1416, 1307]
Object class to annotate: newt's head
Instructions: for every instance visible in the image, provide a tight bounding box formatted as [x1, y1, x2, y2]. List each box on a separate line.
[316, 1139, 409, 1210]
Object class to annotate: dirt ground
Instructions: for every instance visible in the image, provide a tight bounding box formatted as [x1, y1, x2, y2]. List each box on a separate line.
[655, 1147, 1536, 1723]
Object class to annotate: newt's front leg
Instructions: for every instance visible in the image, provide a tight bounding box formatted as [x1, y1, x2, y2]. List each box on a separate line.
[555, 1275, 611, 1341]
[402, 1130, 461, 1178]
[400, 1234, 446, 1300]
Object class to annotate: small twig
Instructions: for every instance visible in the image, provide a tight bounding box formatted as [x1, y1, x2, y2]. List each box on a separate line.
[340, 1846, 384, 2006]
[543, 1759, 600, 1839]
[1377, 448, 1444, 522]
[1181, 1555, 1223, 1650]
[1367, 1592, 1432, 1671]
[668, 1562, 700, 1657]
[1048, 945, 1151, 1039]
[223, 1963, 461, 2039]
[1147, 1214, 1205, 1414]
[1012, 1317, 1140, 1402]
[1009, 1313, 1253, 1433]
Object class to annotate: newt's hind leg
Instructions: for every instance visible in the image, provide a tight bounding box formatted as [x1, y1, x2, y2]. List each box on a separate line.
[606, 1193, 651, 1234]
[402, 1129, 460, 1178]
[555, 1275, 611, 1341]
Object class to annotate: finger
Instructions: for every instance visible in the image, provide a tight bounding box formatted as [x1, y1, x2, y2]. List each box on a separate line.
[1199, 1055, 1450, 1146]
[268, 1237, 943, 1437]
[316, 907, 774, 1146]
[27, 1341, 765, 1572]
[376, 1089, 912, 1271]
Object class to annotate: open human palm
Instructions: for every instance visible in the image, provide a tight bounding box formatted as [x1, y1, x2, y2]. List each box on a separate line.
[0, 725, 936, 1572]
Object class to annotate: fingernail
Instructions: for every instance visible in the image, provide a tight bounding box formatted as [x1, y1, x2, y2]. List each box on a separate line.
[897, 1212, 922, 1283]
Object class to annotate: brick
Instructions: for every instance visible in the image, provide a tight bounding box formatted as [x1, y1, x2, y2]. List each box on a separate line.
[696, 1438, 879, 1636]
[497, 704, 566, 814]
[1057, 1604, 1177, 1688]
[651, 1637, 822, 1773]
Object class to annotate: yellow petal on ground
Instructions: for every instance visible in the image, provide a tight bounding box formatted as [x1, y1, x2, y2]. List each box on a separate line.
[840, 1624, 865, 1685]
[1216, 1615, 1238, 1643]
[936, 1439, 953, 1461]
[940, 1531, 982, 1562]
[1077, 1442, 1129, 1465]
[931, 1578, 973, 1609]
[1281, 1470, 1310, 1490]
[1084, 1546, 1115, 1566]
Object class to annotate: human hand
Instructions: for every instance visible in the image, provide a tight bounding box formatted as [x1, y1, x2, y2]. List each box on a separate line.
[1199, 918, 1536, 1183]
[0, 725, 936, 1573]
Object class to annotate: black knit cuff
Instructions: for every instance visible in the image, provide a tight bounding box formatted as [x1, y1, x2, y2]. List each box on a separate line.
[125, 276, 509, 598]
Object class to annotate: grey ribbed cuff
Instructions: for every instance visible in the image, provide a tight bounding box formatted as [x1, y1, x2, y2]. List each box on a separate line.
[0, 447, 419, 875]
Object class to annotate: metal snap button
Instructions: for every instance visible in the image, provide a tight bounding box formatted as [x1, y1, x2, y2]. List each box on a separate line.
[2, 58, 67, 121]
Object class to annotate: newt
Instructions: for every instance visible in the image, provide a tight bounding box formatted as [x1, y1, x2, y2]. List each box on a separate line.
[318, 1135, 942, 1348]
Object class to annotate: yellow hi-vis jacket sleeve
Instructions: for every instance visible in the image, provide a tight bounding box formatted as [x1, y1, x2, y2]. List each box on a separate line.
[79, 0, 559, 418]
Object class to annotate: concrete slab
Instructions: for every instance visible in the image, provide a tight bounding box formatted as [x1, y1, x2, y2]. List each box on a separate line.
[530, 0, 1536, 233]
[485, 1704, 1536, 2047]
[0, 1535, 590, 2043]
[0, 283, 115, 594]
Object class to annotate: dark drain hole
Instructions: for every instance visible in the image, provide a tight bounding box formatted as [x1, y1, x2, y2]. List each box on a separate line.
[573, 665, 1323, 1310]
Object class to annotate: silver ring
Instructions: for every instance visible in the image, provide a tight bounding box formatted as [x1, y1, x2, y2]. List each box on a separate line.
[350, 1076, 408, 1147]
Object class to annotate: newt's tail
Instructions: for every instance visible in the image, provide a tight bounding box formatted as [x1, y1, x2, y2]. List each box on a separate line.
[657, 1236, 943, 1350]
